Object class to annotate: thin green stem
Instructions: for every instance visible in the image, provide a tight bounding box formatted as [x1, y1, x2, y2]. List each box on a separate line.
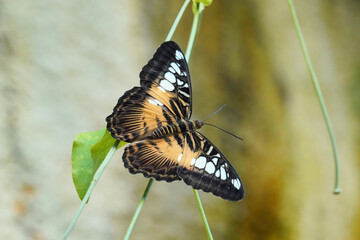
[123, 179, 154, 240]
[193, 189, 214, 240]
[186, 3, 213, 239]
[287, 0, 341, 194]
[122, 1, 194, 239]
[63, 140, 120, 240]
[185, 2, 203, 62]
[166, 0, 191, 42]
[66, 2, 212, 240]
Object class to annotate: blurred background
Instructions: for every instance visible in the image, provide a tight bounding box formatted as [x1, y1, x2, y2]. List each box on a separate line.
[1, 0, 359, 239]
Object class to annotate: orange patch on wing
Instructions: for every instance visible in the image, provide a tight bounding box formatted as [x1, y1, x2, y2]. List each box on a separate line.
[107, 87, 178, 142]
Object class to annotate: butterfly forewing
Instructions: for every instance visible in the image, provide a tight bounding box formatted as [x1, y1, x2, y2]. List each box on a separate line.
[106, 86, 176, 142]
[140, 41, 192, 118]
[106, 41, 192, 142]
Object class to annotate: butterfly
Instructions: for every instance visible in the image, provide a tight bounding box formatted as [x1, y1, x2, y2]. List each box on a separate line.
[106, 41, 245, 201]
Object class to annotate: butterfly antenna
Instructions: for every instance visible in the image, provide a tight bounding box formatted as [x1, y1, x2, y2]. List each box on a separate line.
[203, 123, 244, 141]
[201, 104, 226, 123]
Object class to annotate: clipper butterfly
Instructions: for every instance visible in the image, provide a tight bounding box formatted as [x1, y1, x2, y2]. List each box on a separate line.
[106, 41, 245, 201]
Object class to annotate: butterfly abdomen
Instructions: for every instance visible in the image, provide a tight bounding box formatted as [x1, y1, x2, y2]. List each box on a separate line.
[148, 125, 176, 139]
[148, 120, 203, 139]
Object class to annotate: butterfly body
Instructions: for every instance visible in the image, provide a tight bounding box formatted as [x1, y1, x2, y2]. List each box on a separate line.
[106, 41, 245, 201]
[147, 119, 203, 139]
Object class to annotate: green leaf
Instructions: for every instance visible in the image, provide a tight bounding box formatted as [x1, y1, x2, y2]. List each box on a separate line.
[72, 127, 126, 200]
[192, 0, 212, 14]
[91, 129, 125, 174]
[72, 128, 106, 200]
[198, 0, 212, 6]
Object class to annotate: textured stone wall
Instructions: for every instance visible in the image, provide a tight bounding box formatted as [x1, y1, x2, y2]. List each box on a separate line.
[1, 0, 359, 239]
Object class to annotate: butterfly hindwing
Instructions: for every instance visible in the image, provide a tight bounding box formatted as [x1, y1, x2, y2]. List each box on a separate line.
[178, 132, 245, 201]
[123, 134, 185, 182]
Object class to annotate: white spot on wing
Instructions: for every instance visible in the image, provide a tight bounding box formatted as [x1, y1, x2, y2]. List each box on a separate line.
[177, 78, 184, 85]
[220, 165, 227, 180]
[168, 67, 176, 73]
[212, 157, 218, 165]
[190, 158, 196, 166]
[179, 90, 190, 98]
[148, 99, 162, 106]
[175, 50, 184, 60]
[177, 153, 183, 162]
[206, 146, 213, 155]
[164, 72, 176, 83]
[195, 156, 206, 169]
[170, 62, 181, 74]
[215, 170, 220, 177]
[232, 179, 241, 189]
[157, 86, 166, 92]
[160, 80, 175, 91]
[148, 99, 156, 105]
[205, 162, 215, 174]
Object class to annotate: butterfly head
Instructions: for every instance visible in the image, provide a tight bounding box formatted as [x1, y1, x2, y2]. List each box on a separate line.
[194, 120, 204, 129]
